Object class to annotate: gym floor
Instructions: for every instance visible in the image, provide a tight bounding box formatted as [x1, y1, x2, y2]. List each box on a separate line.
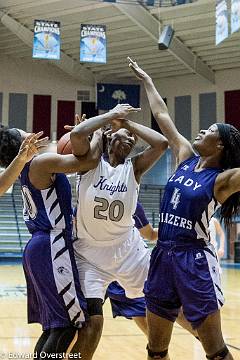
[0, 264, 239, 359]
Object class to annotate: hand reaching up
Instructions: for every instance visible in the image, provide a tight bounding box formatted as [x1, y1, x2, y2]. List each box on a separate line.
[18, 132, 49, 163]
[127, 57, 151, 81]
[64, 113, 87, 131]
[110, 103, 141, 119]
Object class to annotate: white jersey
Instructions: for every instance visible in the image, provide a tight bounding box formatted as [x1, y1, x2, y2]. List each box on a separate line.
[75, 157, 139, 248]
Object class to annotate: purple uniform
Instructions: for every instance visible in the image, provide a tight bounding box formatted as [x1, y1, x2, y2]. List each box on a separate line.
[20, 161, 87, 330]
[144, 156, 224, 328]
[106, 201, 148, 318]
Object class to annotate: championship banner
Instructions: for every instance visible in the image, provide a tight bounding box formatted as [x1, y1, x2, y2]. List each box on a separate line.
[97, 83, 140, 110]
[80, 24, 106, 64]
[216, 0, 229, 45]
[33, 20, 60, 60]
[231, 0, 240, 33]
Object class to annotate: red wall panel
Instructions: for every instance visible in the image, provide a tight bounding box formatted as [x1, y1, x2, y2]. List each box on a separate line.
[57, 100, 75, 139]
[225, 90, 240, 130]
[33, 95, 51, 137]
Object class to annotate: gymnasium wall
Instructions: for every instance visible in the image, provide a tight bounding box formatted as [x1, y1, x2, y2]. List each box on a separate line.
[152, 67, 240, 140]
[1, 55, 240, 141]
[0, 56, 93, 137]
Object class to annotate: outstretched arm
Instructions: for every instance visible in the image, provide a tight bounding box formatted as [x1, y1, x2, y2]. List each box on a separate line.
[215, 168, 240, 203]
[122, 119, 168, 183]
[29, 148, 101, 190]
[128, 57, 194, 165]
[0, 132, 48, 196]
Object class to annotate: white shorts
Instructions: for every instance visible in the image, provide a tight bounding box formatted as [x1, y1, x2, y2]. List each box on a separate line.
[74, 227, 150, 300]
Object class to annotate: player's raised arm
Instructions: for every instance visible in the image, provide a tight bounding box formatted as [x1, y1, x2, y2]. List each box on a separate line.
[70, 104, 141, 157]
[128, 57, 194, 165]
[119, 119, 168, 183]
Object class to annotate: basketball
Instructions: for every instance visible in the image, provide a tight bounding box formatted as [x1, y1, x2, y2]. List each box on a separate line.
[57, 132, 72, 154]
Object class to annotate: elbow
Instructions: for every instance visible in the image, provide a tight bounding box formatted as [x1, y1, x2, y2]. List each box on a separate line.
[70, 125, 88, 140]
[158, 137, 168, 152]
[162, 138, 168, 150]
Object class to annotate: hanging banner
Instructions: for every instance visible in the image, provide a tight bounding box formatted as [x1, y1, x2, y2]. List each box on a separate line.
[80, 24, 106, 64]
[33, 20, 60, 60]
[231, 0, 240, 33]
[97, 83, 140, 110]
[216, 0, 228, 45]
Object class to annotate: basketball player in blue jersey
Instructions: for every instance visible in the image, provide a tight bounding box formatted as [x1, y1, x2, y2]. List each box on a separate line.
[128, 57, 240, 360]
[70, 103, 168, 356]
[0, 125, 111, 358]
[107, 201, 197, 338]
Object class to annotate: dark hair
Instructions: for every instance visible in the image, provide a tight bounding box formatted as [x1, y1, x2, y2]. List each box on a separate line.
[216, 123, 240, 226]
[0, 127, 22, 168]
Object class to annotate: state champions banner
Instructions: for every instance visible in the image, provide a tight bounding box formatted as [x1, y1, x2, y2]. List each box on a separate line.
[216, 0, 229, 45]
[80, 24, 106, 64]
[97, 83, 140, 110]
[33, 20, 60, 60]
[231, 0, 240, 34]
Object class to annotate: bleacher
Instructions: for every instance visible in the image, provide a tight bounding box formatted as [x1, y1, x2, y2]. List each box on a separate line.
[0, 181, 29, 259]
[138, 184, 164, 227]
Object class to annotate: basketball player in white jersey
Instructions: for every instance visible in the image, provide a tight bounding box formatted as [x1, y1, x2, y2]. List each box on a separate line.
[69, 103, 168, 356]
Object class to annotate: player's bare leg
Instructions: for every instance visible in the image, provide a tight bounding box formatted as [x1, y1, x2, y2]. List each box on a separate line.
[133, 316, 148, 336]
[147, 309, 172, 360]
[134, 308, 197, 339]
[176, 308, 198, 337]
[197, 310, 233, 360]
[71, 315, 103, 360]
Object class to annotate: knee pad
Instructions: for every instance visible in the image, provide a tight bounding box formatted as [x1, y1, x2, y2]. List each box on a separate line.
[86, 298, 103, 316]
[206, 345, 229, 360]
[56, 327, 77, 352]
[147, 345, 168, 359]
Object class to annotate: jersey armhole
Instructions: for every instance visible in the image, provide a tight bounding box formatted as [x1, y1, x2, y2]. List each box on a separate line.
[176, 154, 199, 170]
[21, 159, 54, 191]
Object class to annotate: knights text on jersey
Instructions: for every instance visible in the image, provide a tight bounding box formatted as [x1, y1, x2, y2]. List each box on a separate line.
[158, 156, 222, 244]
[75, 157, 139, 246]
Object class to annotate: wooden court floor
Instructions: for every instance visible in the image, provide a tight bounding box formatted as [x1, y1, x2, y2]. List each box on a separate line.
[0, 265, 239, 360]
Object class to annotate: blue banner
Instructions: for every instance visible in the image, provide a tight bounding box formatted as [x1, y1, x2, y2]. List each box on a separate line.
[80, 24, 106, 64]
[216, 0, 229, 45]
[97, 83, 140, 110]
[33, 20, 60, 60]
[231, 0, 240, 33]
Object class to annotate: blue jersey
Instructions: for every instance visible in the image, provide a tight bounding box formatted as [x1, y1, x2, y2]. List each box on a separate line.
[133, 202, 149, 230]
[20, 161, 72, 233]
[158, 156, 222, 245]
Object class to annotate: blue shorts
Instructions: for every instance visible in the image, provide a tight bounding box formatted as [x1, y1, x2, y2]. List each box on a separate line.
[144, 241, 224, 329]
[23, 230, 88, 330]
[106, 282, 146, 319]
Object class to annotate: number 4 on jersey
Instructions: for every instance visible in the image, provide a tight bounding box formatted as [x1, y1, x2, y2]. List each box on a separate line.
[170, 188, 181, 210]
